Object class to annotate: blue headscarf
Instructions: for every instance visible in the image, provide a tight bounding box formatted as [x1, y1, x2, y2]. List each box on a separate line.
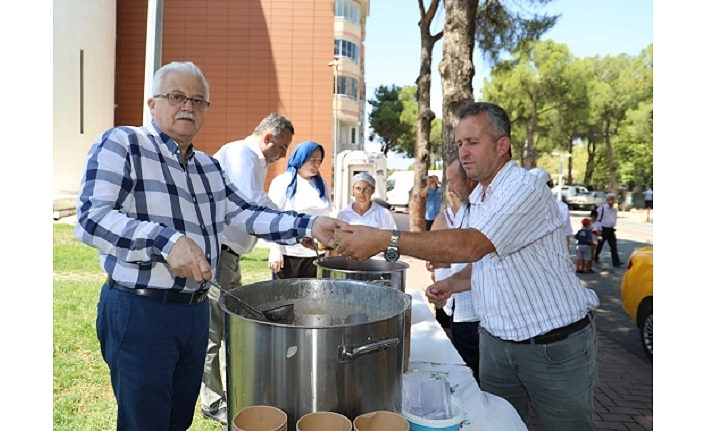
[285, 141, 327, 201]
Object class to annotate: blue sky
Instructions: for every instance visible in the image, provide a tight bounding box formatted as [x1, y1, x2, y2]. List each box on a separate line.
[361, 0, 654, 168]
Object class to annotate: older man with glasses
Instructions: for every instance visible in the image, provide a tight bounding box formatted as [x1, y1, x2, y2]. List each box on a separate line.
[74, 61, 345, 431]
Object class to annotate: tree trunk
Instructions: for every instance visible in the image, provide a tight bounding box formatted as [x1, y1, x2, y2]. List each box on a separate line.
[603, 117, 618, 194]
[523, 99, 539, 169]
[439, 0, 477, 165]
[410, 0, 443, 232]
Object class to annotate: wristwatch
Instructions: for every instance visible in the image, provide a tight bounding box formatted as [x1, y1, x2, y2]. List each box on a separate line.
[384, 229, 400, 262]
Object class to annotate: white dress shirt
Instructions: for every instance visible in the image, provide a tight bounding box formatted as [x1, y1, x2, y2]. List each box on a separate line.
[440, 203, 480, 323]
[596, 202, 618, 228]
[213, 136, 278, 255]
[557, 199, 573, 236]
[468, 160, 599, 341]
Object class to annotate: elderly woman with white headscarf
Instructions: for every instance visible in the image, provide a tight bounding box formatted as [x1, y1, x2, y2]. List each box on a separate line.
[337, 172, 397, 230]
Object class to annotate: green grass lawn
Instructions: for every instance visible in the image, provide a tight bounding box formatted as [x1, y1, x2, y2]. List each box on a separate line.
[53, 222, 271, 430]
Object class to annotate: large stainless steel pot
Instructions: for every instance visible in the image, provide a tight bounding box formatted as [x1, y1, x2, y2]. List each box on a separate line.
[220, 279, 411, 431]
[314, 256, 410, 291]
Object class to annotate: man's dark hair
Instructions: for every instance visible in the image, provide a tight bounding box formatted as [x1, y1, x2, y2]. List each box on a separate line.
[456, 102, 512, 158]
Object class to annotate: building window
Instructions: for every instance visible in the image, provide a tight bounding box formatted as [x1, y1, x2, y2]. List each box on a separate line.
[350, 126, 357, 144]
[336, 76, 359, 100]
[334, 0, 360, 25]
[334, 38, 359, 64]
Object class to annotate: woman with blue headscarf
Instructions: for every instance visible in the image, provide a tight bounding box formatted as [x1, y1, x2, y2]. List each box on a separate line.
[267, 141, 334, 278]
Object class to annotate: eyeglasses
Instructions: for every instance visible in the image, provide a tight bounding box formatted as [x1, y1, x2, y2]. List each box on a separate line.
[153, 93, 211, 111]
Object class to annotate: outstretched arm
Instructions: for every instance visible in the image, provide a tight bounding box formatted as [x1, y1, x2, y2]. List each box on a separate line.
[336, 225, 494, 263]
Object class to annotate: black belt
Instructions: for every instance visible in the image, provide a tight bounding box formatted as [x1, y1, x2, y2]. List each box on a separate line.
[107, 278, 209, 305]
[513, 314, 591, 345]
[221, 244, 239, 257]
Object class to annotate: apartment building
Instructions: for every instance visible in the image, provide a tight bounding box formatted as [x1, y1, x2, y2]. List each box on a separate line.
[53, 0, 369, 211]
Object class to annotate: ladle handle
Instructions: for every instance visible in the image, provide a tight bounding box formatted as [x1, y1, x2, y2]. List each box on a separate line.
[205, 280, 269, 321]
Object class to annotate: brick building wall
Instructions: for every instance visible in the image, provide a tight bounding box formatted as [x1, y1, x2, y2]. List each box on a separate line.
[115, 0, 336, 188]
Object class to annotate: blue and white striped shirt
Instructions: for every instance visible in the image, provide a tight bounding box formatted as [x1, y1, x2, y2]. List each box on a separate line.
[74, 121, 313, 293]
[469, 161, 599, 341]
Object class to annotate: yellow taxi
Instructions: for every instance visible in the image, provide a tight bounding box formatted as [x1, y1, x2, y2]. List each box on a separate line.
[620, 246, 653, 360]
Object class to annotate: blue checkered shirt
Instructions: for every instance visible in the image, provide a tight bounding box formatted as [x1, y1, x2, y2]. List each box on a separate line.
[75, 121, 313, 293]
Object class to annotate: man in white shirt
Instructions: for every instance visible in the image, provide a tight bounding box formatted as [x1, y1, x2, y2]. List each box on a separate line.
[594, 193, 622, 267]
[337, 102, 599, 430]
[200, 113, 294, 424]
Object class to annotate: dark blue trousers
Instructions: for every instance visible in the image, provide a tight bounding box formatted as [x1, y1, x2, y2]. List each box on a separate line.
[96, 283, 209, 431]
[450, 320, 480, 383]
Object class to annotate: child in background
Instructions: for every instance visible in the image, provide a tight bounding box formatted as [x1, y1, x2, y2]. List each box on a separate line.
[589, 209, 603, 263]
[575, 218, 598, 273]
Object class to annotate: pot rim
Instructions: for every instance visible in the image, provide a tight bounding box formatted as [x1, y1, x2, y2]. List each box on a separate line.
[314, 256, 410, 272]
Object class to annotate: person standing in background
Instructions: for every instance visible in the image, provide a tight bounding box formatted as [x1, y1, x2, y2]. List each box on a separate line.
[268, 141, 335, 278]
[421, 175, 442, 231]
[427, 179, 462, 337]
[201, 113, 294, 425]
[427, 157, 480, 382]
[643, 187, 653, 209]
[336, 172, 396, 229]
[589, 209, 603, 263]
[595, 193, 622, 267]
[73, 61, 344, 431]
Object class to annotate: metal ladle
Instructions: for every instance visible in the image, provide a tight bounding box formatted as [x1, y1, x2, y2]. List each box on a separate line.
[313, 238, 323, 265]
[205, 280, 294, 323]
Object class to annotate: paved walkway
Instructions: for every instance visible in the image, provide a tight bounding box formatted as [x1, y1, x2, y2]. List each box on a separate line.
[400, 254, 653, 431]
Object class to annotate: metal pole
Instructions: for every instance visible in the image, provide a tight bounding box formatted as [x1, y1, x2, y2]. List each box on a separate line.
[328, 58, 340, 207]
[143, 0, 163, 126]
[331, 60, 339, 154]
[552, 152, 571, 201]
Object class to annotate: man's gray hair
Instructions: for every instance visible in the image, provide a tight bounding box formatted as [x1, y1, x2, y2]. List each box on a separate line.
[253, 113, 295, 139]
[151, 61, 210, 100]
[449, 156, 468, 179]
[456, 102, 512, 158]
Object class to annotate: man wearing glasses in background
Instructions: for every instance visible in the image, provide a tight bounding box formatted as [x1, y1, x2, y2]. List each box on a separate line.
[200, 112, 295, 425]
[74, 61, 345, 431]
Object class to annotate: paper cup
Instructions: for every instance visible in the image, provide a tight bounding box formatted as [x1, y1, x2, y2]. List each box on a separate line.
[354, 411, 409, 431]
[296, 411, 352, 431]
[232, 405, 287, 431]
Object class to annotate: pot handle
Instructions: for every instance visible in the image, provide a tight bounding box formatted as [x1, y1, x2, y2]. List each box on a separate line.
[338, 338, 399, 362]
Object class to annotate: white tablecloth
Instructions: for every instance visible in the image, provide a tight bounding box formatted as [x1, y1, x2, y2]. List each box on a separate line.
[407, 290, 528, 431]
